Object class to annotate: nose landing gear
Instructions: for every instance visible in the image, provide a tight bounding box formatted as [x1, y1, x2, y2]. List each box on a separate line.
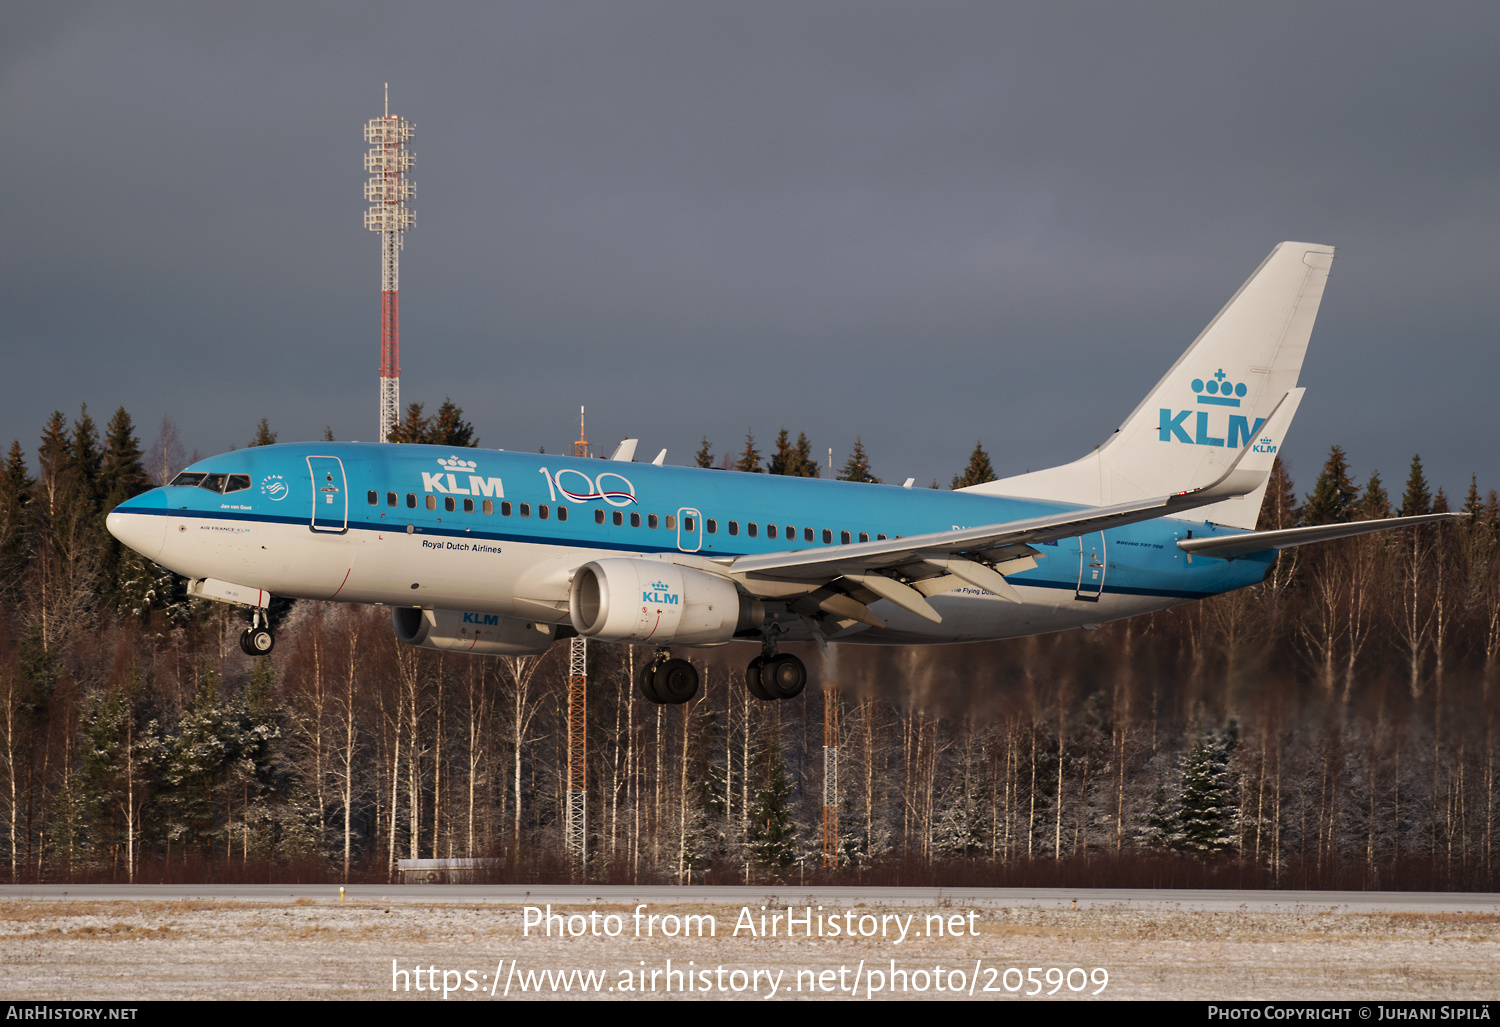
[238, 608, 275, 656]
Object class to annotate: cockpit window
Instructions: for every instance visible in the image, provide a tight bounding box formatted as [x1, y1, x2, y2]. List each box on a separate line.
[169, 471, 252, 494]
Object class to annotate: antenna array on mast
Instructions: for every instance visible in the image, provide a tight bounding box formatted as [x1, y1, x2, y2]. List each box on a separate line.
[365, 84, 415, 443]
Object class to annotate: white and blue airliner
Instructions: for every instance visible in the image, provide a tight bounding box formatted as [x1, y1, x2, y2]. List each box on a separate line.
[106, 242, 1459, 704]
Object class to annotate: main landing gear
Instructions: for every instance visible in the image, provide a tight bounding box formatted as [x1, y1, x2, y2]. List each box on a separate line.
[638, 649, 700, 705]
[745, 634, 806, 702]
[635, 635, 808, 706]
[239, 608, 275, 656]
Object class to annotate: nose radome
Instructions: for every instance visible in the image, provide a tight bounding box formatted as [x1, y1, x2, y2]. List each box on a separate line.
[106, 489, 166, 561]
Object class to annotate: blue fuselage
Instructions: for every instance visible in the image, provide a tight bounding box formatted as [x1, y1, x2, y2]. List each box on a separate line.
[109, 442, 1273, 644]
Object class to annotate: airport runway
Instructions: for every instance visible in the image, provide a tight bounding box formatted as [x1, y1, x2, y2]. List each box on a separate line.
[3, 885, 1497, 1001]
[5, 883, 1500, 913]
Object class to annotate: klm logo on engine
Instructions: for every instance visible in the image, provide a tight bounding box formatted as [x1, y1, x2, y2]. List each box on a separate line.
[462, 613, 500, 626]
[422, 456, 505, 497]
[642, 580, 680, 606]
[1159, 368, 1266, 448]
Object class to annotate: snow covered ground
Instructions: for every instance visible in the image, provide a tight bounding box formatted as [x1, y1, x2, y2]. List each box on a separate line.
[2, 886, 1497, 1000]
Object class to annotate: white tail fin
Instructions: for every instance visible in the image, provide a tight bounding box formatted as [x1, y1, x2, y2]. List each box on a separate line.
[966, 241, 1334, 529]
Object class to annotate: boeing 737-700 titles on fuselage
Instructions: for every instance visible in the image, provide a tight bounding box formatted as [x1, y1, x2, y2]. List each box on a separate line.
[106, 242, 1461, 704]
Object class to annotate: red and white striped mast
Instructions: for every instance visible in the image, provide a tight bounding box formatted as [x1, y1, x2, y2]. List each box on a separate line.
[365, 84, 415, 443]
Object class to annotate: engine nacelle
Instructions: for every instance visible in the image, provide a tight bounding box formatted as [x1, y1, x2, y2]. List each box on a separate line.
[569, 559, 762, 645]
[392, 607, 556, 656]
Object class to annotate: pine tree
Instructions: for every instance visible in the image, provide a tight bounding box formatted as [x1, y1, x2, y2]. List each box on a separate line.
[389, 403, 431, 444]
[768, 429, 795, 476]
[736, 432, 762, 473]
[951, 441, 996, 489]
[1361, 470, 1391, 520]
[1175, 730, 1238, 856]
[36, 411, 71, 517]
[1257, 456, 1297, 530]
[428, 399, 477, 447]
[80, 665, 160, 880]
[1301, 446, 1359, 525]
[793, 432, 819, 478]
[1463, 474, 1482, 517]
[748, 735, 797, 870]
[769, 429, 819, 477]
[837, 438, 880, 483]
[249, 419, 277, 447]
[1399, 454, 1431, 518]
[69, 405, 102, 513]
[0, 441, 33, 599]
[100, 408, 148, 511]
[160, 671, 233, 855]
[97, 408, 149, 609]
[693, 437, 714, 469]
[1140, 781, 1182, 850]
[322, 426, 335, 442]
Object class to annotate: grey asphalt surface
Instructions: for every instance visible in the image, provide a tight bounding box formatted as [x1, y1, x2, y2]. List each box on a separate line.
[5, 884, 1498, 913]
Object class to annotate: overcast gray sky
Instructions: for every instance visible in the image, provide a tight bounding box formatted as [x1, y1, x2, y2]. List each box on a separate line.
[3, 2, 1496, 499]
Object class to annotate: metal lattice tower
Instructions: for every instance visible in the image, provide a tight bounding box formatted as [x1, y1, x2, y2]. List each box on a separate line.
[565, 407, 590, 869]
[566, 636, 587, 869]
[365, 84, 415, 443]
[823, 687, 840, 867]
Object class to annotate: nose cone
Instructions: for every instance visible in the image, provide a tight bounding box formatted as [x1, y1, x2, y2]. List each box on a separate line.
[106, 488, 167, 561]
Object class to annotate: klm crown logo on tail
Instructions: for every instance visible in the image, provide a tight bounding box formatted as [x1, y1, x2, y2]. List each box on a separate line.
[1159, 369, 1266, 449]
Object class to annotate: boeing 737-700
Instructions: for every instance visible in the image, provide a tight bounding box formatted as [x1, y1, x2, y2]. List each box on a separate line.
[105, 242, 1461, 704]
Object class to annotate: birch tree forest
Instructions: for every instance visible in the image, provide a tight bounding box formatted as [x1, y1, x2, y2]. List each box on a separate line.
[1, 410, 1498, 889]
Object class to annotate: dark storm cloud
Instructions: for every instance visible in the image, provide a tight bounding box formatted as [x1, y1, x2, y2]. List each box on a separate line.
[2, 2, 1496, 496]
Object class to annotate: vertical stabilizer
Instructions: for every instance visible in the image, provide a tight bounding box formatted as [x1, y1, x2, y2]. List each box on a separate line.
[967, 242, 1333, 528]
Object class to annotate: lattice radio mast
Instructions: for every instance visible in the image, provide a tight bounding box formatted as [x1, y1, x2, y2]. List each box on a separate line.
[365, 84, 415, 443]
[566, 407, 590, 869]
[823, 687, 840, 867]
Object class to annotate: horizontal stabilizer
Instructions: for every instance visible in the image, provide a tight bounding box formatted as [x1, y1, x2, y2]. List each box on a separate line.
[1177, 512, 1467, 559]
[728, 415, 1281, 583]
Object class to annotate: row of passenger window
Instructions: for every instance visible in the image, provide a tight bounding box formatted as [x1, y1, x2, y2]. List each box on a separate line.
[721, 522, 884, 544]
[366, 491, 884, 544]
[368, 491, 567, 520]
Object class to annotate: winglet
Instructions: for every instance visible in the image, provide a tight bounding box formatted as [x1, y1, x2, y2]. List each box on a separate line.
[1174, 388, 1303, 506]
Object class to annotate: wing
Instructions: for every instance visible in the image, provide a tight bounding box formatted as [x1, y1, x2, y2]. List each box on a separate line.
[1176, 511, 1466, 559]
[722, 392, 1302, 627]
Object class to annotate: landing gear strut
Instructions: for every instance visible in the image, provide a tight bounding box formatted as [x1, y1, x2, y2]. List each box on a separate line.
[637, 648, 700, 705]
[239, 607, 274, 656]
[745, 632, 806, 702]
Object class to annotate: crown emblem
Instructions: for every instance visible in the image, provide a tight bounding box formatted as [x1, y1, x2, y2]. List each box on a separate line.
[437, 456, 478, 471]
[1191, 368, 1245, 407]
[650, 581, 670, 591]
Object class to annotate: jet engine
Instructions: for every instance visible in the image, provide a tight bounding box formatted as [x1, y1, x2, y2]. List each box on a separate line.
[569, 559, 763, 645]
[392, 607, 556, 655]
